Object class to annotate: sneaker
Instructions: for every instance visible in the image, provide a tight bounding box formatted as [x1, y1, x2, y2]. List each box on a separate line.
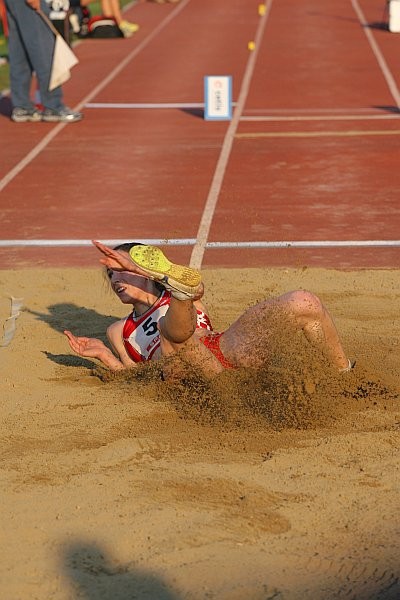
[129, 245, 202, 300]
[42, 107, 83, 123]
[119, 20, 139, 37]
[11, 107, 42, 122]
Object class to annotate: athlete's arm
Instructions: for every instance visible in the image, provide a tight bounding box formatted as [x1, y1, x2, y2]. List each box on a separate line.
[64, 330, 126, 371]
[106, 320, 138, 368]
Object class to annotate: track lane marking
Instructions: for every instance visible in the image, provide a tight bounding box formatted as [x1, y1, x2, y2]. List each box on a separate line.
[0, 239, 399, 248]
[241, 114, 400, 121]
[351, 0, 400, 108]
[190, 0, 273, 269]
[0, 0, 191, 194]
[235, 130, 400, 138]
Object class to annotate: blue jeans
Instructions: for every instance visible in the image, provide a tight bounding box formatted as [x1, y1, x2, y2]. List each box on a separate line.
[4, 0, 64, 110]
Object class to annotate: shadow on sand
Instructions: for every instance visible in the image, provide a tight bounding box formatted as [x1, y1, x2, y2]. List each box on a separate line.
[62, 541, 182, 600]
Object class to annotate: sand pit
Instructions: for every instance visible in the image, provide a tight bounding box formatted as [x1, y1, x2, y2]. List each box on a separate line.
[1, 266, 399, 599]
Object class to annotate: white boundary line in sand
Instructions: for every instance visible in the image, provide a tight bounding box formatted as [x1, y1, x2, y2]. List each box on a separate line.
[0, 239, 399, 249]
[0, 0, 191, 194]
[189, 0, 273, 269]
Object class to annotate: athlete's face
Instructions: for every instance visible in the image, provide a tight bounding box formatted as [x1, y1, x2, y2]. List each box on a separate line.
[106, 268, 150, 303]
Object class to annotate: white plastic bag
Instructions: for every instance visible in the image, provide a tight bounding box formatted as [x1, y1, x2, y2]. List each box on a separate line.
[49, 33, 79, 90]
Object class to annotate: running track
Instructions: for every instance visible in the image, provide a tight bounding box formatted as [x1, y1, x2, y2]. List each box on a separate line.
[0, 0, 399, 269]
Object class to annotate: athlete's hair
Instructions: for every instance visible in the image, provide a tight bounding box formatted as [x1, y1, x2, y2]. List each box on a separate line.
[113, 241, 144, 253]
[107, 242, 164, 293]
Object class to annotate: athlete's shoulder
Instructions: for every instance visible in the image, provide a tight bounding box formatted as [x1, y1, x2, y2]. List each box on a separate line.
[107, 318, 126, 338]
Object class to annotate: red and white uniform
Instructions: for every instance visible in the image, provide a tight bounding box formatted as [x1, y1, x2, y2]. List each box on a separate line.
[123, 290, 213, 363]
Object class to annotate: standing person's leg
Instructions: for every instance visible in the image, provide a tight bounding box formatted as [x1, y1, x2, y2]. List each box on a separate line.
[220, 290, 350, 372]
[7, 0, 82, 121]
[7, 0, 64, 111]
[34, 0, 82, 121]
[28, 0, 65, 111]
[4, 0, 41, 116]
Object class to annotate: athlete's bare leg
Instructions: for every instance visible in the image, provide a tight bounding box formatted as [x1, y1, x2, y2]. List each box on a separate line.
[219, 290, 349, 371]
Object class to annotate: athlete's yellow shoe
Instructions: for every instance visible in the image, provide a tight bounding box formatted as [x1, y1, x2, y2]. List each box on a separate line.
[129, 245, 202, 300]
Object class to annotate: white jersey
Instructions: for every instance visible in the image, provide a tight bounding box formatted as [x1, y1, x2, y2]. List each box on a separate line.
[122, 290, 212, 363]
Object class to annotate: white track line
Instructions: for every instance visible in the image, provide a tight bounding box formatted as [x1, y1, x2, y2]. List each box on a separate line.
[351, 0, 400, 108]
[0, 0, 191, 194]
[189, 0, 273, 269]
[205, 240, 400, 248]
[0, 238, 195, 247]
[85, 106, 398, 120]
[85, 102, 206, 109]
[1, 239, 398, 248]
[243, 107, 397, 113]
[235, 129, 400, 138]
[240, 114, 400, 121]
[0, 122, 67, 193]
[67, 0, 191, 113]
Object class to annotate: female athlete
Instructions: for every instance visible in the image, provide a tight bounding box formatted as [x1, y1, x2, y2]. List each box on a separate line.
[64, 240, 353, 379]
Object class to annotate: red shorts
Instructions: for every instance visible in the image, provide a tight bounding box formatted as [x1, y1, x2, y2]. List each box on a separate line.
[199, 332, 236, 370]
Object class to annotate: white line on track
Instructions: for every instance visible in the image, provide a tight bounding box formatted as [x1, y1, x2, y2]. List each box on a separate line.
[0, 238, 195, 247]
[351, 0, 400, 108]
[189, 0, 273, 269]
[85, 102, 206, 109]
[85, 106, 399, 121]
[0, 239, 399, 248]
[0, 0, 191, 194]
[3, 1, 399, 262]
[240, 114, 400, 121]
[187, 2, 400, 268]
[235, 129, 400, 138]
[244, 107, 398, 114]
[206, 240, 400, 248]
[0, 122, 67, 194]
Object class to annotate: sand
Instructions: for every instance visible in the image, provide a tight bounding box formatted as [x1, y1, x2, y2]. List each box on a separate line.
[1, 266, 399, 600]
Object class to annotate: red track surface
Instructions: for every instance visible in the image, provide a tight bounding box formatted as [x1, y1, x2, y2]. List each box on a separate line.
[0, 0, 399, 269]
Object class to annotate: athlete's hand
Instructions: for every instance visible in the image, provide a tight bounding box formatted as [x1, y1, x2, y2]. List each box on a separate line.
[64, 330, 125, 370]
[92, 240, 136, 271]
[92, 240, 150, 278]
[64, 330, 108, 359]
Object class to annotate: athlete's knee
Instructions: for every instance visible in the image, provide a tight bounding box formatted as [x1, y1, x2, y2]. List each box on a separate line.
[287, 290, 324, 320]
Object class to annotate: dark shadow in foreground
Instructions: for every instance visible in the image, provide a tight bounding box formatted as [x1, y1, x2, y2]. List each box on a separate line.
[62, 541, 182, 600]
